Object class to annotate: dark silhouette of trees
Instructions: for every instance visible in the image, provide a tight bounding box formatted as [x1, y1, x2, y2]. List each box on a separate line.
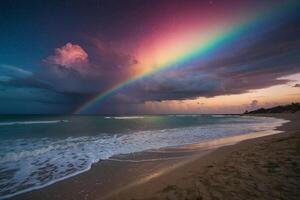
[244, 103, 300, 114]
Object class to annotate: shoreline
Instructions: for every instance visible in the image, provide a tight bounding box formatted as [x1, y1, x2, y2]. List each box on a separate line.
[10, 113, 299, 200]
[109, 113, 300, 200]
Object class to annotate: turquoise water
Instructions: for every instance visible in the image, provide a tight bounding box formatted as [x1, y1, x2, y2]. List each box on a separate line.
[0, 115, 285, 199]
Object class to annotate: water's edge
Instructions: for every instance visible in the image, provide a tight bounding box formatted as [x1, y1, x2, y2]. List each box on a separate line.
[0, 116, 288, 199]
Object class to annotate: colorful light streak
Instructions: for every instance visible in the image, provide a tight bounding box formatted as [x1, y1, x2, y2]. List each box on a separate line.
[75, 1, 296, 114]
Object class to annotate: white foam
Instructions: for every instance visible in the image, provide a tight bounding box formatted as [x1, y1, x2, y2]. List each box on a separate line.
[0, 117, 287, 199]
[105, 116, 145, 120]
[173, 114, 201, 117]
[108, 156, 190, 163]
[211, 114, 227, 117]
[0, 120, 68, 126]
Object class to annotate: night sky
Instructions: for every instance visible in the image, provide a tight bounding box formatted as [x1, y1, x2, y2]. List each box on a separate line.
[0, 0, 299, 114]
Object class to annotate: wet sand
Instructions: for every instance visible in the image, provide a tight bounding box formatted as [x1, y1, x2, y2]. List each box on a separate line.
[11, 113, 300, 200]
[110, 113, 300, 200]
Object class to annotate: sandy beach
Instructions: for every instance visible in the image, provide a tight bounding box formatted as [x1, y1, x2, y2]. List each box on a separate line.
[11, 113, 300, 200]
[2, 0, 300, 199]
[109, 113, 300, 200]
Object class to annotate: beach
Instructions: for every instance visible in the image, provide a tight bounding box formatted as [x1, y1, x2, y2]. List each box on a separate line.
[8, 113, 299, 200]
[109, 113, 300, 200]
[2, 0, 300, 199]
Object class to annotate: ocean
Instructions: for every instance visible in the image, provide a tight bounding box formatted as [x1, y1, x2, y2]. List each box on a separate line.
[0, 114, 287, 199]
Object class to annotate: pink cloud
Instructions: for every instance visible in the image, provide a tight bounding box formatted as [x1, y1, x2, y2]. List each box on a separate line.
[46, 43, 89, 69]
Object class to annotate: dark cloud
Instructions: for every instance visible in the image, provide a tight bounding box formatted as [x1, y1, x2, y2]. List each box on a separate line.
[0, 64, 32, 78]
[89, 38, 139, 70]
[1, 5, 299, 114]
[114, 19, 300, 103]
[0, 64, 82, 113]
[0, 65, 51, 90]
[293, 84, 300, 87]
[39, 41, 140, 96]
[5, 77, 53, 90]
[2, 20, 300, 113]
[16, 17, 299, 110]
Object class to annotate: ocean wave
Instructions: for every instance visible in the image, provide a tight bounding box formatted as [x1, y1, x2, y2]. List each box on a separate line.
[211, 114, 227, 117]
[0, 120, 68, 126]
[169, 114, 201, 117]
[105, 116, 144, 119]
[0, 117, 287, 199]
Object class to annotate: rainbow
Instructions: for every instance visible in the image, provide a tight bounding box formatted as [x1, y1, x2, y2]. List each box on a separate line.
[75, 1, 297, 114]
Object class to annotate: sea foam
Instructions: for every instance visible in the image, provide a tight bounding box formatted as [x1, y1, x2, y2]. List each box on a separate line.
[0, 116, 286, 199]
[0, 120, 68, 126]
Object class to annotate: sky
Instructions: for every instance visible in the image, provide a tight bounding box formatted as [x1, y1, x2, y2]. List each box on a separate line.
[0, 0, 299, 114]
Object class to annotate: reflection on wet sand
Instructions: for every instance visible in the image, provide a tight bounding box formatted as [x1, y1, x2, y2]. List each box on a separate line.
[103, 127, 285, 199]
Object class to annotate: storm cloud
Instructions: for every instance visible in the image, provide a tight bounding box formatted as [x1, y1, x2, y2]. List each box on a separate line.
[4, 19, 300, 110]
[115, 21, 300, 103]
[0, 0, 299, 114]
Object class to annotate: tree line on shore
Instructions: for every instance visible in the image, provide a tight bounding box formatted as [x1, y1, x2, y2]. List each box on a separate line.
[244, 103, 300, 114]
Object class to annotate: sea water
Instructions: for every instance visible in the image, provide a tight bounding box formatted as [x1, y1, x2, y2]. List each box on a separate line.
[0, 115, 287, 199]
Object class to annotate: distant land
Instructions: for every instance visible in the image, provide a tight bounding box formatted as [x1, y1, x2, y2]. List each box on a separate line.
[244, 103, 300, 114]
